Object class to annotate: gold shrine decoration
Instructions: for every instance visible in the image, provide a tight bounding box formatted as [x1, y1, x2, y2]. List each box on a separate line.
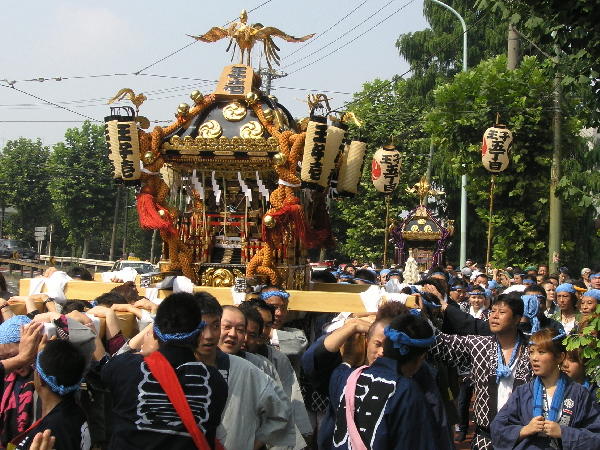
[214, 65, 254, 99]
[198, 120, 223, 138]
[337, 140, 367, 196]
[104, 115, 142, 182]
[371, 145, 401, 194]
[300, 116, 328, 188]
[406, 176, 444, 205]
[189, 10, 314, 68]
[481, 124, 513, 173]
[240, 121, 264, 139]
[222, 102, 247, 121]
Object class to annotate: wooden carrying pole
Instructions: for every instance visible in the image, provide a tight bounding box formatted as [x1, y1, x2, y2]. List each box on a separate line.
[383, 196, 391, 267]
[485, 175, 496, 267]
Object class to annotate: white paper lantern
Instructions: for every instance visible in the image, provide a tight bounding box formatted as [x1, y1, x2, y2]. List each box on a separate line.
[481, 124, 513, 173]
[371, 146, 401, 194]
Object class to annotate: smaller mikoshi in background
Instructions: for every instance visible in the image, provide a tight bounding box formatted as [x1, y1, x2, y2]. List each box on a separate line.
[481, 123, 513, 173]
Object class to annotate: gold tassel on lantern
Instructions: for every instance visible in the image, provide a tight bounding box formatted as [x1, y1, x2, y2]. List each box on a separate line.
[338, 140, 367, 196]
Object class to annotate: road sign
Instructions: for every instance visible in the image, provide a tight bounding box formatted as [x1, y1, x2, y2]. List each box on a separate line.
[34, 227, 47, 232]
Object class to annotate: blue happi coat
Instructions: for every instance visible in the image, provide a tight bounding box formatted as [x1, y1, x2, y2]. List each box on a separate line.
[325, 356, 436, 450]
[491, 376, 600, 450]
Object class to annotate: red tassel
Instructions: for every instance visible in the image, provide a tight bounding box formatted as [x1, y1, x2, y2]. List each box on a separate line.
[262, 197, 332, 249]
[136, 193, 177, 235]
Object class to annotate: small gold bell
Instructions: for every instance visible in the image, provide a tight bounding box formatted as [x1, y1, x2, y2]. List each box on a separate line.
[245, 92, 259, 106]
[177, 103, 190, 116]
[263, 215, 276, 228]
[190, 90, 203, 105]
[143, 151, 154, 162]
[262, 107, 274, 122]
[272, 153, 287, 166]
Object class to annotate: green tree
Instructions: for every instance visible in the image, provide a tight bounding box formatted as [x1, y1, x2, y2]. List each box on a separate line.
[48, 121, 117, 257]
[479, 0, 600, 126]
[424, 55, 600, 267]
[0, 138, 53, 241]
[396, 0, 507, 100]
[329, 79, 431, 263]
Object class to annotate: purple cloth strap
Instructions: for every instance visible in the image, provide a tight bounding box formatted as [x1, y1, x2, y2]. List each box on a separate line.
[344, 365, 369, 450]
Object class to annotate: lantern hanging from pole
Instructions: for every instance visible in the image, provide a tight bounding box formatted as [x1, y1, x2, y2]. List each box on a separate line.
[481, 123, 513, 173]
[318, 121, 347, 189]
[104, 107, 142, 184]
[300, 116, 328, 189]
[372, 145, 401, 194]
[338, 140, 367, 196]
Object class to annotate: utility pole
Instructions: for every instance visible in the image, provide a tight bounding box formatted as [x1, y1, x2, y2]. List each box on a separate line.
[109, 185, 121, 261]
[431, 0, 468, 268]
[548, 45, 562, 273]
[258, 67, 287, 95]
[507, 23, 520, 70]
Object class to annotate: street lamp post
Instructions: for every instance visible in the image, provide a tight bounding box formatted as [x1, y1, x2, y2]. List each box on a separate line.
[430, 0, 468, 268]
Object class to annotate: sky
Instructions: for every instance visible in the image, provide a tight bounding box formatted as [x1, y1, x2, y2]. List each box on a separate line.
[0, 0, 429, 147]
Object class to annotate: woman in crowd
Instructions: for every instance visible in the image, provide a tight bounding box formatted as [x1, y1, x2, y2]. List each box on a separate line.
[550, 284, 580, 334]
[491, 328, 600, 449]
[561, 348, 598, 399]
[579, 289, 599, 316]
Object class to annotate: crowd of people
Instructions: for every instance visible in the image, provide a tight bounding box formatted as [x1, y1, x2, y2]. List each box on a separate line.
[0, 259, 598, 449]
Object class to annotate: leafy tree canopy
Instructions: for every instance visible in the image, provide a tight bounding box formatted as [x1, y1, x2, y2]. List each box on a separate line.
[425, 54, 600, 267]
[48, 121, 117, 247]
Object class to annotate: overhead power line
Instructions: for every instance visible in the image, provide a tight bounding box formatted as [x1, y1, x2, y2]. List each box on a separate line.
[287, 0, 419, 76]
[330, 7, 492, 112]
[0, 83, 98, 121]
[133, 0, 275, 74]
[282, 0, 370, 60]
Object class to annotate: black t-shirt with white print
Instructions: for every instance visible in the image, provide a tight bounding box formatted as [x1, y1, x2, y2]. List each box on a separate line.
[9, 397, 90, 450]
[101, 346, 227, 450]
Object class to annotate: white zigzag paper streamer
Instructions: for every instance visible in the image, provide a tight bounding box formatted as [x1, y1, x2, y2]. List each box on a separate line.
[256, 171, 270, 202]
[237, 172, 252, 201]
[211, 171, 221, 205]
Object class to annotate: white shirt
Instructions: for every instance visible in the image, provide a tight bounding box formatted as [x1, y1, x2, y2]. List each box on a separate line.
[497, 358, 518, 412]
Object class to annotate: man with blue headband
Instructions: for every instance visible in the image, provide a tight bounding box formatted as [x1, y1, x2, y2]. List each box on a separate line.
[101, 292, 228, 450]
[590, 271, 600, 290]
[9, 340, 90, 449]
[260, 286, 308, 361]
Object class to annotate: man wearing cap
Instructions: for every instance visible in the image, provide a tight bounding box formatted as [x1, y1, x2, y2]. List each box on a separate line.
[590, 271, 600, 290]
[550, 283, 581, 334]
[0, 316, 39, 447]
[378, 269, 390, 285]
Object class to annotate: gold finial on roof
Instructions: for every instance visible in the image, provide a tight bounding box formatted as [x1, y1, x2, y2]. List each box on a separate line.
[406, 176, 444, 205]
[189, 10, 314, 68]
[107, 88, 147, 113]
